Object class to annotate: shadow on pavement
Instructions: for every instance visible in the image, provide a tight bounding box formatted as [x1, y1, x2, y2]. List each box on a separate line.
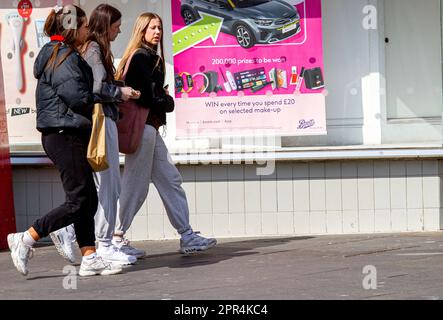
[125, 236, 314, 272]
[8, 236, 313, 280]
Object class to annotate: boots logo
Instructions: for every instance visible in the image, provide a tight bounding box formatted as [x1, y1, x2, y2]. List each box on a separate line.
[298, 119, 315, 129]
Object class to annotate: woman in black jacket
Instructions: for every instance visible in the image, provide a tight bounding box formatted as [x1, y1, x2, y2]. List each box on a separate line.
[114, 13, 217, 256]
[7, 5, 121, 277]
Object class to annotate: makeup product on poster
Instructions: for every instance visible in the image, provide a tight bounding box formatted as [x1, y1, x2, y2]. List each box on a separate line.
[226, 70, 237, 91]
[276, 69, 287, 89]
[290, 66, 298, 85]
[6, 12, 24, 91]
[295, 67, 305, 91]
[219, 67, 232, 93]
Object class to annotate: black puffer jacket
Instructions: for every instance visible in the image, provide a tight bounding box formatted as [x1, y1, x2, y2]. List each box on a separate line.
[34, 41, 94, 132]
[125, 45, 174, 129]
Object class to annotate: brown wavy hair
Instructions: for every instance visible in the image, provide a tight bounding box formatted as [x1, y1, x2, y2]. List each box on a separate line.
[86, 4, 122, 82]
[44, 5, 87, 70]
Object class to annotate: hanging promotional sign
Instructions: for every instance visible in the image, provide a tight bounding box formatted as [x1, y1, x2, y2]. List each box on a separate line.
[172, 0, 326, 138]
[0, 0, 72, 146]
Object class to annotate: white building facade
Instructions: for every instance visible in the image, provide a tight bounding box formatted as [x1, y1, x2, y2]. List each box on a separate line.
[8, 0, 443, 240]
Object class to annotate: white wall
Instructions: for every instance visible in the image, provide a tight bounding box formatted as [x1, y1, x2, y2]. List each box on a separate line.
[13, 160, 443, 240]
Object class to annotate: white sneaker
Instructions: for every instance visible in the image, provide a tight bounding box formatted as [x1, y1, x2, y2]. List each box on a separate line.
[50, 226, 76, 264]
[7, 233, 35, 276]
[180, 232, 217, 254]
[97, 245, 137, 265]
[112, 237, 146, 259]
[79, 256, 123, 277]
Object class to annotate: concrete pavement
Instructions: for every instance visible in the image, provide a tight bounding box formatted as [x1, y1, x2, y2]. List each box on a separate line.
[1, 232, 443, 300]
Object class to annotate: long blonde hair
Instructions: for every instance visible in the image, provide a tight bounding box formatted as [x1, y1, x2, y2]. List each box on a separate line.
[115, 12, 165, 80]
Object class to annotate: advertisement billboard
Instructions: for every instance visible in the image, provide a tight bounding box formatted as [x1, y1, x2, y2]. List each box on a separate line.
[172, 0, 326, 138]
[0, 0, 72, 146]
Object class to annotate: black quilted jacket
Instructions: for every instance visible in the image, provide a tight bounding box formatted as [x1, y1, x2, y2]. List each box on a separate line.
[34, 41, 94, 132]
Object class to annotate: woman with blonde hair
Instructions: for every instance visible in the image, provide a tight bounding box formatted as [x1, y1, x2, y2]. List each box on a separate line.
[114, 13, 217, 256]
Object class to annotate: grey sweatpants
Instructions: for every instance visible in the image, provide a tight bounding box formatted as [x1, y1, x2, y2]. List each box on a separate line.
[93, 117, 121, 243]
[116, 125, 191, 236]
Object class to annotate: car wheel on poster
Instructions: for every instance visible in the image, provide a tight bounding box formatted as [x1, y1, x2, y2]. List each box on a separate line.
[235, 23, 255, 48]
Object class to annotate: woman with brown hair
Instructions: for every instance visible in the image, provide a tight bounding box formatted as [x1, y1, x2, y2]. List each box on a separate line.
[50, 4, 139, 266]
[114, 13, 217, 256]
[7, 5, 121, 277]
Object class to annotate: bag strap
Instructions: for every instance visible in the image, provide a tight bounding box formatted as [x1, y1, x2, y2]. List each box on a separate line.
[122, 48, 143, 81]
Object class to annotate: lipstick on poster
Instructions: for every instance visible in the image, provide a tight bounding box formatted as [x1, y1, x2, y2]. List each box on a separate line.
[290, 66, 298, 85]
[295, 67, 305, 92]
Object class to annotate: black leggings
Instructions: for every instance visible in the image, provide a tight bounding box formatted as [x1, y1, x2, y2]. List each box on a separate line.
[32, 131, 97, 248]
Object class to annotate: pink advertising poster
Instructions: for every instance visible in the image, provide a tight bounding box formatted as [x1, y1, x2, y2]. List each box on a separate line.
[172, 0, 326, 138]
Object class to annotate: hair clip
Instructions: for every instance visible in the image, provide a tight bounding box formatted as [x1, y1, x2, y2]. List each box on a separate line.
[53, 5, 63, 13]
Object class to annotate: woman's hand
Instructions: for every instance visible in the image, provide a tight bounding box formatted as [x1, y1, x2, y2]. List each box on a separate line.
[121, 87, 141, 101]
[131, 89, 141, 100]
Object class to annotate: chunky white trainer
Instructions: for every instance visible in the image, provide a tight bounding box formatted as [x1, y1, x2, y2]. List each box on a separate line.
[112, 237, 146, 259]
[79, 256, 123, 277]
[180, 232, 217, 254]
[97, 245, 137, 265]
[7, 233, 35, 276]
[50, 226, 76, 264]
